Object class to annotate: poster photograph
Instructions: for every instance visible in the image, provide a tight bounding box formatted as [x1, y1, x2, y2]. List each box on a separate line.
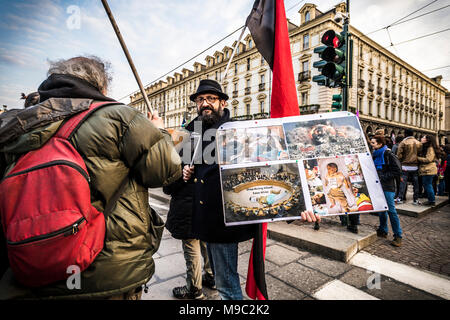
[283, 116, 367, 160]
[217, 112, 388, 224]
[217, 125, 288, 165]
[304, 154, 378, 215]
[221, 162, 306, 226]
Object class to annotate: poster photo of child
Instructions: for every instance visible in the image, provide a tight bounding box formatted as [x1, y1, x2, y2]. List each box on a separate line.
[304, 155, 374, 215]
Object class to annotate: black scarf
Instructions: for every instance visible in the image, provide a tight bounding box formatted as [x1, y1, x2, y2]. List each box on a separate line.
[38, 74, 116, 102]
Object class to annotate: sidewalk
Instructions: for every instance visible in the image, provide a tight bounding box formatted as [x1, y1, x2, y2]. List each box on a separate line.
[148, 187, 450, 277]
[147, 188, 449, 300]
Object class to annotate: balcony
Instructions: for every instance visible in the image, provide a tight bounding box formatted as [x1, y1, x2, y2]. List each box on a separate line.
[298, 71, 311, 82]
[232, 90, 238, 98]
[245, 87, 251, 95]
[299, 104, 320, 115]
[368, 81, 374, 92]
[357, 79, 365, 88]
[259, 83, 265, 91]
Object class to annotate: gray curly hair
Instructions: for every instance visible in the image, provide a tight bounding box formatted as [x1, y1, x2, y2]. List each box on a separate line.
[47, 55, 112, 93]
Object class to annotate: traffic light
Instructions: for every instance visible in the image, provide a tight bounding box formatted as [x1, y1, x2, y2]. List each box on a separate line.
[312, 29, 347, 87]
[331, 94, 342, 111]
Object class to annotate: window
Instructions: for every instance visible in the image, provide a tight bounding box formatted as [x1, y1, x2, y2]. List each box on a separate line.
[301, 92, 308, 105]
[303, 34, 310, 50]
[261, 55, 265, 65]
[305, 11, 310, 22]
[223, 86, 227, 94]
[215, 71, 218, 81]
[247, 58, 251, 71]
[260, 74, 265, 84]
[234, 63, 238, 75]
[248, 39, 253, 48]
[302, 60, 309, 72]
[226, 51, 230, 59]
[358, 98, 363, 114]
[260, 101, 265, 113]
[246, 78, 251, 88]
[246, 103, 251, 115]
[233, 105, 238, 117]
[234, 83, 238, 92]
[369, 100, 373, 116]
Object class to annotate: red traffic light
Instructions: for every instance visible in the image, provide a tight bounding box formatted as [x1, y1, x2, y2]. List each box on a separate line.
[322, 30, 344, 48]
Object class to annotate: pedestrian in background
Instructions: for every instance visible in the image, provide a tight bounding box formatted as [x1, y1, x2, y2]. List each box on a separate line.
[20, 92, 40, 108]
[436, 145, 447, 197]
[163, 139, 215, 300]
[370, 135, 404, 247]
[392, 135, 404, 202]
[418, 135, 438, 206]
[444, 144, 450, 200]
[397, 129, 422, 205]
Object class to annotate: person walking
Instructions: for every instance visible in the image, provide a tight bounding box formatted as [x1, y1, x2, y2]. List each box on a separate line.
[0, 56, 181, 299]
[182, 79, 320, 300]
[397, 129, 422, 205]
[163, 140, 215, 300]
[392, 135, 404, 202]
[370, 135, 404, 247]
[418, 135, 439, 206]
[437, 146, 447, 197]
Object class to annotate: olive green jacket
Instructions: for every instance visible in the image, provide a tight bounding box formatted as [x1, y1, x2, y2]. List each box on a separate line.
[0, 98, 182, 299]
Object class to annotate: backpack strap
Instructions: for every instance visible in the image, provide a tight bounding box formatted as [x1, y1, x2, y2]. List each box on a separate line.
[55, 101, 121, 140]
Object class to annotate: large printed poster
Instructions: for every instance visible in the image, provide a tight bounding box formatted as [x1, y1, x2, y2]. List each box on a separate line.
[217, 111, 388, 226]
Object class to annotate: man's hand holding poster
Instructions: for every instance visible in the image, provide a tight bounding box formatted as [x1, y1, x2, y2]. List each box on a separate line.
[217, 111, 387, 226]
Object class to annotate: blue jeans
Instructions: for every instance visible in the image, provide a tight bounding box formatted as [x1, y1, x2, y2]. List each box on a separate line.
[206, 242, 242, 300]
[399, 170, 419, 201]
[438, 179, 445, 196]
[421, 175, 436, 202]
[379, 191, 403, 238]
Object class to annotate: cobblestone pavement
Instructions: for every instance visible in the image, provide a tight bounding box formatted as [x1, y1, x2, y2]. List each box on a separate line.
[350, 204, 450, 277]
[146, 193, 448, 300]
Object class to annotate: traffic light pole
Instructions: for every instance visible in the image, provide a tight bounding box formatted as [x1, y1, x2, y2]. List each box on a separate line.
[342, 0, 350, 111]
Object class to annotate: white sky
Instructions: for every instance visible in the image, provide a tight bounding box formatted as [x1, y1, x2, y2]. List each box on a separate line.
[0, 0, 448, 109]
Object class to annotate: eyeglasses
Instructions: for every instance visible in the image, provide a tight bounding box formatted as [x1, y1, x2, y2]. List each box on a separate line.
[194, 96, 219, 105]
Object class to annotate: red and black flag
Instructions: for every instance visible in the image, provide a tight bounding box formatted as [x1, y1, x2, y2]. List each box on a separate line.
[245, 0, 299, 300]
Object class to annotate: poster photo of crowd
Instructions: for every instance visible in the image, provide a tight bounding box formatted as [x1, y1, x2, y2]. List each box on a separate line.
[304, 154, 385, 216]
[221, 162, 306, 226]
[217, 125, 289, 165]
[283, 115, 368, 160]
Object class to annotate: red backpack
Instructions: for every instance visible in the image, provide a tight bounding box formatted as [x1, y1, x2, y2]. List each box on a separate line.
[0, 101, 118, 287]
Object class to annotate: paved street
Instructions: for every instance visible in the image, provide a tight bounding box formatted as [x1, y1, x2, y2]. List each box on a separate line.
[143, 192, 450, 300]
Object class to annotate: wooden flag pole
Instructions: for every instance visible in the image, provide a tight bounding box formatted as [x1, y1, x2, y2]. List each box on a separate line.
[101, 0, 154, 117]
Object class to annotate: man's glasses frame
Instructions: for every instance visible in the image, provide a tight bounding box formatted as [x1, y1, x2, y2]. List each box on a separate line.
[194, 96, 220, 105]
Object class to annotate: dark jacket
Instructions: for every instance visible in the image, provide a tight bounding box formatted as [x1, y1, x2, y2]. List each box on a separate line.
[163, 133, 198, 239]
[0, 74, 182, 299]
[185, 108, 257, 243]
[164, 178, 195, 239]
[374, 149, 402, 193]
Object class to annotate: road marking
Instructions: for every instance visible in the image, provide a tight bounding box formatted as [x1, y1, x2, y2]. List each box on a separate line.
[150, 202, 169, 211]
[313, 279, 379, 300]
[349, 251, 450, 299]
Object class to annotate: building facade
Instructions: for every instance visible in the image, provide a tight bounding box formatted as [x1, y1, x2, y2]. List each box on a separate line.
[130, 2, 448, 142]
